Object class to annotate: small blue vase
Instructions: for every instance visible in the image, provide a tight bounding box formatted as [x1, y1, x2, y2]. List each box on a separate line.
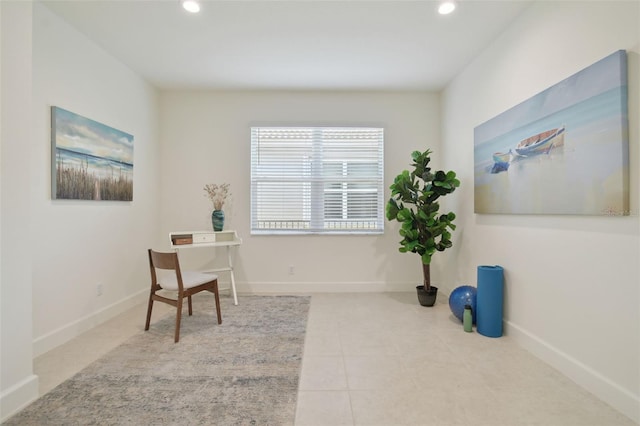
[211, 210, 225, 232]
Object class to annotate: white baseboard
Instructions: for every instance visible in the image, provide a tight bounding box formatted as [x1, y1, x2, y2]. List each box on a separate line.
[236, 281, 413, 294]
[32, 288, 148, 357]
[505, 320, 639, 424]
[0, 374, 38, 423]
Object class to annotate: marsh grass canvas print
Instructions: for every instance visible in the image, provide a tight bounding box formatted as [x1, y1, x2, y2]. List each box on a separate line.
[52, 107, 134, 201]
[474, 50, 629, 215]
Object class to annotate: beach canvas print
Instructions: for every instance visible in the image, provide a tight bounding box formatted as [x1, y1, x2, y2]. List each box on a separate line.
[474, 50, 629, 215]
[52, 107, 134, 201]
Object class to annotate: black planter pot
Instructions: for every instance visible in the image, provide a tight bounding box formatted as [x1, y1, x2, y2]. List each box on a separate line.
[416, 285, 438, 307]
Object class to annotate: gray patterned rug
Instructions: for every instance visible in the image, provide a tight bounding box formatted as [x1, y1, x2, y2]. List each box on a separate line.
[6, 295, 310, 425]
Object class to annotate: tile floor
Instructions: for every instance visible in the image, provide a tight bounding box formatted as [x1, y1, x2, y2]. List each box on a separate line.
[33, 293, 635, 426]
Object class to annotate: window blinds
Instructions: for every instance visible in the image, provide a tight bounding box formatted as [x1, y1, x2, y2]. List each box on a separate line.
[250, 127, 384, 234]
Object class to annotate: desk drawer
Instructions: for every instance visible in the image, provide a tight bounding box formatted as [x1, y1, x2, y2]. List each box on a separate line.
[173, 237, 193, 245]
[192, 233, 216, 244]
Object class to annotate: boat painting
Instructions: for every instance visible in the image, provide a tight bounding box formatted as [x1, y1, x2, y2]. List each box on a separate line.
[474, 50, 629, 215]
[514, 126, 565, 156]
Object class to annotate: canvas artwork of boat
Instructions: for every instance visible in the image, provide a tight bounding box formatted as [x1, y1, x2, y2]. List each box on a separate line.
[474, 50, 629, 215]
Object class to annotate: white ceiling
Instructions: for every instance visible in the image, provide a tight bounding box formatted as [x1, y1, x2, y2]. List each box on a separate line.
[41, 0, 533, 91]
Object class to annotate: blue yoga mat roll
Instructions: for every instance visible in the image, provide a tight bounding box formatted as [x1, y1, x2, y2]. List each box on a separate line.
[476, 265, 504, 338]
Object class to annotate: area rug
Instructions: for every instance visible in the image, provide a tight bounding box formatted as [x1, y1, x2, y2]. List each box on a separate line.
[6, 295, 310, 425]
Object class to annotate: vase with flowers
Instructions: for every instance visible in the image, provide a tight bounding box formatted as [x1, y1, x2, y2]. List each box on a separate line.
[204, 183, 230, 231]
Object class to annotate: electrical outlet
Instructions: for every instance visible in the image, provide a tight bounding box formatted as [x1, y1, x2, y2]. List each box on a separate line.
[288, 265, 295, 275]
[96, 283, 103, 297]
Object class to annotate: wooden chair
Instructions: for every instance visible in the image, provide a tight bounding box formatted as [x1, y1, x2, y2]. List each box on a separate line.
[145, 249, 222, 342]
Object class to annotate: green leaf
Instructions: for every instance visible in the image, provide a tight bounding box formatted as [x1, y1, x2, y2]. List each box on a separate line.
[405, 240, 419, 251]
[385, 199, 399, 220]
[397, 208, 412, 222]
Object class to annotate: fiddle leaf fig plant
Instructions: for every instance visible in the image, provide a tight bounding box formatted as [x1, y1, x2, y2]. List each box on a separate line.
[386, 149, 460, 293]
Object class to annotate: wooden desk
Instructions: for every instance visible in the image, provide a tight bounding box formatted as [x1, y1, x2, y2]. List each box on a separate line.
[169, 230, 242, 305]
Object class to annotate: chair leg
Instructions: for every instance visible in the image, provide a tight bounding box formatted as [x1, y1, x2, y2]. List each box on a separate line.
[213, 282, 222, 324]
[175, 295, 183, 343]
[188, 295, 193, 316]
[144, 293, 154, 331]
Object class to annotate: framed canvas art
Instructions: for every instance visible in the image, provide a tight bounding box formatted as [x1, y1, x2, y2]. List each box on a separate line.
[474, 50, 629, 215]
[51, 107, 134, 201]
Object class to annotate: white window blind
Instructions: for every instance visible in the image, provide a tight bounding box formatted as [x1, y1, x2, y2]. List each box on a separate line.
[250, 126, 384, 235]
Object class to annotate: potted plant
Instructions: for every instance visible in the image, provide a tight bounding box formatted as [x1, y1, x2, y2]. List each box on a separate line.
[386, 149, 460, 306]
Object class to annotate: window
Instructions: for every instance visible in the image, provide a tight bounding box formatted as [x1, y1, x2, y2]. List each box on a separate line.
[250, 127, 384, 235]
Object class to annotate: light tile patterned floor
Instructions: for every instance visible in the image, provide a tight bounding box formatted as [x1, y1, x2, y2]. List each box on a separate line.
[296, 293, 635, 426]
[33, 293, 635, 426]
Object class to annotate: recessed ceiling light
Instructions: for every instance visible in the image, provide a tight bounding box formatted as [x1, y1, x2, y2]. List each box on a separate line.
[182, 0, 200, 14]
[438, 1, 456, 15]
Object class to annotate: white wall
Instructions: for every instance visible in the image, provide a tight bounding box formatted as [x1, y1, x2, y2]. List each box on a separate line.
[1, 1, 38, 420]
[441, 1, 639, 422]
[28, 3, 161, 356]
[158, 91, 445, 293]
[2, 3, 161, 418]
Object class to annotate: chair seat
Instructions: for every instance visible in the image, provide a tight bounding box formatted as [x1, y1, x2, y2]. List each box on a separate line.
[158, 271, 219, 291]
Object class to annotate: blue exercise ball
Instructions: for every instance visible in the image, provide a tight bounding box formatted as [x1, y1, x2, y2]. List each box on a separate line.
[449, 285, 477, 323]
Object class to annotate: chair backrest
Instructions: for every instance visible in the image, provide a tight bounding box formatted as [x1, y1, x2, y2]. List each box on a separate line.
[148, 249, 180, 270]
[148, 249, 184, 291]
